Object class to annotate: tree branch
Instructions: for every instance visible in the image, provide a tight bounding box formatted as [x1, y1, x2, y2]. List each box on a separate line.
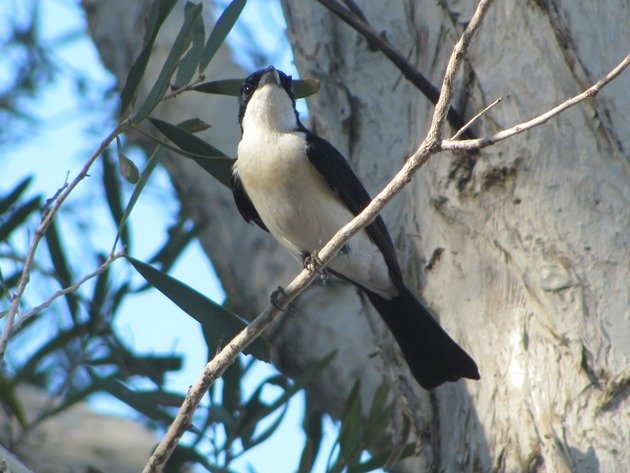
[442, 54, 630, 151]
[10, 252, 125, 334]
[0, 120, 129, 360]
[315, 0, 476, 139]
[142, 1, 496, 471]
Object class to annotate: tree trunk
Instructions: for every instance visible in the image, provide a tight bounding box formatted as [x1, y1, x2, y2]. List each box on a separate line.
[86, 0, 629, 471]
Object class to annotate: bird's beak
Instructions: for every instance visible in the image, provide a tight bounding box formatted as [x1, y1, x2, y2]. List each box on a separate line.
[259, 66, 280, 87]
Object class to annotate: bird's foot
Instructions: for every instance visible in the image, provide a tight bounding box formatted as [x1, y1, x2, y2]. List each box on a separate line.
[270, 286, 287, 310]
[303, 251, 323, 273]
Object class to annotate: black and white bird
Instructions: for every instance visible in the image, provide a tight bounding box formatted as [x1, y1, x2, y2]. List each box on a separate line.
[231, 66, 479, 389]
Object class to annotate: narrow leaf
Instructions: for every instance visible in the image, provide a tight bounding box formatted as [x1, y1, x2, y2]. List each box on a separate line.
[0, 373, 28, 428]
[297, 404, 323, 473]
[0, 176, 32, 216]
[0, 196, 41, 243]
[149, 117, 233, 187]
[178, 117, 212, 132]
[113, 145, 162, 250]
[133, 2, 203, 124]
[119, 0, 178, 116]
[192, 78, 319, 99]
[174, 3, 205, 87]
[102, 150, 131, 250]
[199, 0, 246, 72]
[222, 356, 242, 415]
[192, 78, 241, 96]
[116, 135, 140, 184]
[293, 78, 320, 99]
[126, 256, 271, 361]
[149, 117, 227, 157]
[44, 219, 79, 321]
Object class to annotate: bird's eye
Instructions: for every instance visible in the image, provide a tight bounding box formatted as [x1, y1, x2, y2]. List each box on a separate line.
[243, 84, 253, 95]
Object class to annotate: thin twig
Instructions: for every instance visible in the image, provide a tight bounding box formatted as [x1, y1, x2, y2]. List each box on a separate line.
[142, 2, 496, 472]
[442, 54, 630, 151]
[11, 252, 125, 334]
[0, 119, 130, 360]
[451, 97, 502, 140]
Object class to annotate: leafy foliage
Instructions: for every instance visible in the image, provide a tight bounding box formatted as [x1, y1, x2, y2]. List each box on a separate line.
[0, 1, 407, 471]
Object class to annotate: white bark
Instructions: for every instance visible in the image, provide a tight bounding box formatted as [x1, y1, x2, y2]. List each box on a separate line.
[84, 0, 628, 471]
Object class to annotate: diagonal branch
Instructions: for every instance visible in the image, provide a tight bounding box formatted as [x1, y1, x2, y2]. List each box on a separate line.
[0, 120, 129, 360]
[315, 0, 476, 139]
[10, 252, 126, 334]
[441, 54, 630, 151]
[142, 1, 496, 471]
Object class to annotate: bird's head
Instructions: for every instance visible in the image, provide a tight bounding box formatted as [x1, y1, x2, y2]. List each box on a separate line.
[238, 66, 302, 133]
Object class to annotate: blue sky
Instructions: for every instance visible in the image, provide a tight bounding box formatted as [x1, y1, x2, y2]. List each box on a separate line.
[1, 0, 340, 471]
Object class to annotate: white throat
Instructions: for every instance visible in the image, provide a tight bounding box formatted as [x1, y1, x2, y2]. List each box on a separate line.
[241, 84, 298, 134]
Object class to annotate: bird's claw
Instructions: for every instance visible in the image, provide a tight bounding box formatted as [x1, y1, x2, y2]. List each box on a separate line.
[270, 286, 287, 310]
[303, 251, 323, 273]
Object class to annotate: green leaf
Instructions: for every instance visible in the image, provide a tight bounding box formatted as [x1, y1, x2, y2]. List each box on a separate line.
[192, 78, 241, 96]
[192, 78, 320, 99]
[126, 256, 271, 362]
[174, 3, 205, 87]
[177, 117, 212, 133]
[364, 381, 391, 449]
[331, 380, 364, 472]
[148, 218, 198, 274]
[15, 323, 92, 384]
[113, 144, 162, 251]
[298, 402, 323, 473]
[0, 196, 40, 243]
[44, 219, 79, 321]
[89, 371, 176, 425]
[102, 150, 131, 250]
[165, 445, 224, 473]
[0, 374, 28, 428]
[133, 2, 203, 124]
[293, 78, 320, 99]
[119, 0, 178, 117]
[235, 352, 335, 447]
[0, 176, 32, 216]
[349, 443, 416, 473]
[149, 117, 227, 157]
[149, 117, 233, 187]
[222, 356, 242, 415]
[116, 135, 140, 184]
[92, 352, 182, 385]
[199, 0, 246, 72]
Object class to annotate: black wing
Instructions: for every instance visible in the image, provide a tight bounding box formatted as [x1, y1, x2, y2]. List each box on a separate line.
[230, 166, 269, 232]
[304, 132, 402, 279]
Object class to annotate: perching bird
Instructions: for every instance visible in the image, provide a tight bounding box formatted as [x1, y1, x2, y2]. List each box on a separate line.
[231, 66, 479, 389]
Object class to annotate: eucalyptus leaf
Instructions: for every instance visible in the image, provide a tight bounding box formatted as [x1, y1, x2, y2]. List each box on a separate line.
[199, 0, 247, 72]
[44, 219, 79, 321]
[149, 117, 233, 187]
[113, 145, 162, 250]
[102, 150, 131, 250]
[178, 117, 212, 132]
[0, 176, 32, 216]
[174, 2, 205, 87]
[116, 136, 140, 184]
[193, 78, 320, 99]
[133, 2, 203, 124]
[0, 196, 41, 243]
[119, 0, 178, 116]
[126, 256, 271, 362]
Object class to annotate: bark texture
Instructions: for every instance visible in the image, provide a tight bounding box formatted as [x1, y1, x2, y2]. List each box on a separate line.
[85, 0, 628, 471]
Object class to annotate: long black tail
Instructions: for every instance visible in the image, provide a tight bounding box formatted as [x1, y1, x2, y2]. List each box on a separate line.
[365, 285, 479, 389]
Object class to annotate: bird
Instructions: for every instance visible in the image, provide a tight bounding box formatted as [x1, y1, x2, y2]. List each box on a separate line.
[231, 65, 480, 389]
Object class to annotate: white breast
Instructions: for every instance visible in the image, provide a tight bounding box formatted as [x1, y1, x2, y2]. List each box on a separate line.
[236, 129, 397, 299]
